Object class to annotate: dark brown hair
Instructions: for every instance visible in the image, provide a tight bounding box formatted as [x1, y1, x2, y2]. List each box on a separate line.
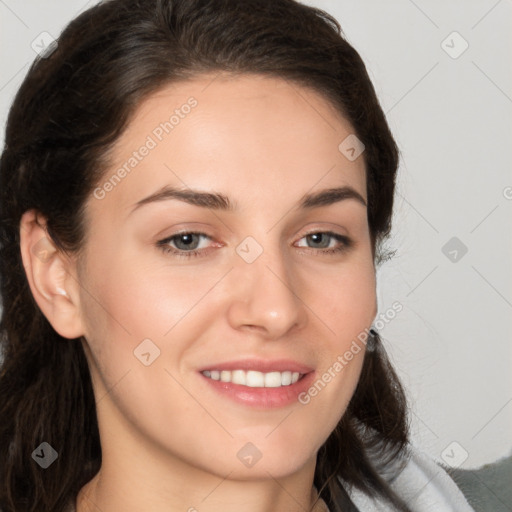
[0, 1, 411, 510]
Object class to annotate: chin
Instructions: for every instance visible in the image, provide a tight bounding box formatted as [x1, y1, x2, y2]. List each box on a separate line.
[219, 456, 315, 482]
[223, 439, 318, 481]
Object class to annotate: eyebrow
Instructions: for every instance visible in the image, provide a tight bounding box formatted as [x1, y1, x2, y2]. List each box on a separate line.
[129, 184, 367, 215]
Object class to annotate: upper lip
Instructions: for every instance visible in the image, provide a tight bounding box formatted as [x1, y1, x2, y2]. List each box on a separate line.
[198, 358, 314, 374]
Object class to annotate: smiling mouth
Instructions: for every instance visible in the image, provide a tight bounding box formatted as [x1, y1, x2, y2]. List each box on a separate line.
[201, 369, 303, 388]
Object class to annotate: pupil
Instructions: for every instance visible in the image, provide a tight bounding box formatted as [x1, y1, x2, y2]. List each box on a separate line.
[176, 233, 198, 250]
[309, 233, 327, 248]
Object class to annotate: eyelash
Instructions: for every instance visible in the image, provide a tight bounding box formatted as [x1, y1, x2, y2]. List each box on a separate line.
[156, 230, 353, 259]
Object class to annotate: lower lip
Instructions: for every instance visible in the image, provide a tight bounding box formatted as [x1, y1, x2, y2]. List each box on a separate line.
[199, 371, 316, 408]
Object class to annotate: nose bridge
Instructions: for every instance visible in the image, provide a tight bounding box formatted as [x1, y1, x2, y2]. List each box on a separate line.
[226, 234, 305, 336]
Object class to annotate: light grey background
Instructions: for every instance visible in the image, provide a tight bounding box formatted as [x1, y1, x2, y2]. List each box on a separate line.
[1, 0, 511, 469]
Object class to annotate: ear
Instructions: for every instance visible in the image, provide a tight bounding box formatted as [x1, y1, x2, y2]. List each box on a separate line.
[19, 209, 85, 339]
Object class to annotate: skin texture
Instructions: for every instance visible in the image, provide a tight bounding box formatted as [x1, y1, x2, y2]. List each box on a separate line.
[20, 73, 377, 512]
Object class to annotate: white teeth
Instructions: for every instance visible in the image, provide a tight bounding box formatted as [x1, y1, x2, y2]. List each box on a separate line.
[246, 370, 264, 387]
[281, 371, 292, 385]
[201, 369, 303, 387]
[231, 369, 246, 385]
[264, 371, 282, 387]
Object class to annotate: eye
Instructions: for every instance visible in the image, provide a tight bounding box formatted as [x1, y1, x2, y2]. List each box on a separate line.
[157, 232, 214, 259]
[295, 231, 352, 255]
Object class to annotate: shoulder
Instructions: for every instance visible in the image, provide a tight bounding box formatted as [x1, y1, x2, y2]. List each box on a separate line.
[447, 454, 512, 512]
[389, 447, 477, 511]
[343, 445, 477, 512]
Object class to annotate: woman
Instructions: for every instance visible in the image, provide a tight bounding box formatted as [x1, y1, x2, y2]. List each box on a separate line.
[0, 1, 476, 511]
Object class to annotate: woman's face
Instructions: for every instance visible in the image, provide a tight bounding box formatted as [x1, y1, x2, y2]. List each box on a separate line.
[76, 73, 376, 480]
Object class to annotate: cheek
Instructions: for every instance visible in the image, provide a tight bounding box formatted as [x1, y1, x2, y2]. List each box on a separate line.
[300, 257, 374, 418]
[317, 258, 376, 341]
[80, 249, 210, 341]
[77, 244, 232, 395]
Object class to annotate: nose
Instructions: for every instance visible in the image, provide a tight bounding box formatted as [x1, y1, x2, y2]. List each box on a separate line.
[226, 246, 307, 340]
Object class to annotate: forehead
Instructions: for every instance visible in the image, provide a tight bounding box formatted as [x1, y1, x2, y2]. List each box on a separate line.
[89, 73, 366, 220]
